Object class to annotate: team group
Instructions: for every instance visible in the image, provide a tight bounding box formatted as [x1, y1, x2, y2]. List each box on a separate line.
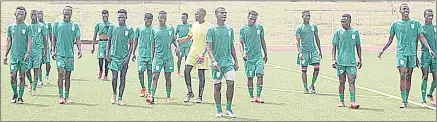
[4, 3, 436, 118]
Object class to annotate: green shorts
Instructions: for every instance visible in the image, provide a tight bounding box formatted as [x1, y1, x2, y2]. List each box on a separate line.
[397, 54, 416, 68]
[109, 58, 127, 72]
[211, 65, 235, 80]
[244, 58, 264, 77]
[9, 57, 29, 72]
[421, 57, 436, 73]
[152, 58, 174, 73]
[138, 56, 152, 72]
[179, 47, 190, 57]
[43, 47, 51, 63]
[56, 56, 74, 71]
[296, 50, 320, 67]
[29, 54, 42, 69]
[98, 40, 108, 59]
[336, 65, 357, 76]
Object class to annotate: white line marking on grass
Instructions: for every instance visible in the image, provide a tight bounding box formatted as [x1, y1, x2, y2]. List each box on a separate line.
[265, 63, 437, 110]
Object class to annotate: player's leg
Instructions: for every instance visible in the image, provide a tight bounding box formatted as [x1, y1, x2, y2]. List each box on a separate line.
[38, 65, 43, 85]
[64, 71, 72, 103]
[104, 59, 109, 80]
[45, 62, 51, 83]
[337, 66, 346, 107]
[165, 72, 172, 102]
[177, 54, 183, 77]
[301, 66, 309, 93]
[31, 68, 39, 95]
[138, 71, 146, 97]
[147, 69, 152, 94]
[310, 63, 320, 93]
[147, 72, 160, 104]
[214, 80, 222, 117]
[17, 69, 26, 104]
[255, 74, 264, 103]
[398, 67, 408, 108]
[57, 68, 65, 104]
[247, 77, 255, 102]
[428, 67, 437, 105]
[117, 65, 128, 105]
[421, 67, 429, 103]
[347, 70, 359, 109]
[245, 61, 255, 101]
[405, 68, 413, 104]
[98, 58, 104, 79]
[111, 69, 118, 104]
[183, 65, 194, 102]
[10, 71, 18, 103]
[25, 70, 32, 92]
[197, 69, 206, 103]
[224, 70, 236, 118]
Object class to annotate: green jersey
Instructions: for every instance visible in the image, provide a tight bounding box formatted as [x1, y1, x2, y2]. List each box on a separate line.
[239, 24, 264, 61]
[94, 20, 112, 35]
[206, 24, 235, 68]
[420, 22, 436, 57]
[296, 23, 319, 53]
[389, 18, 424, 56]
[152, 25, 175, 60]
[108, 24, 135, 60]
[135, 25, 154, 58]
[40, 21, 52, 48]
[176, 23, 192, 48]
[332, 27, 361, 66]
[52, 20, 81, 58]
[7, 23, 31, 59]
[28, 22, 47, 55]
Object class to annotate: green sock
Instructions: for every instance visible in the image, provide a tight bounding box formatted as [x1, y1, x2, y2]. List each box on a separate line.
[18, 86, 25, 98]
[304, 83, 308, 89]
[248, 87, 254, 97]
[118, 97, 122, 100]
[428, 81, 436, 96]
[151, 86, 156, 97]
[45, 71, 50, 76]
[139, 74, 145, 88]
[147, 75, 152, 90]
[421, 80, 427, 101]
[216, 104, 222, 113]
[113, 92, 117, 95]
[226, 101, 232, 110]
[401, 91, 406, 102]
[58, 89, 64, 98]
[177, 64, 181, 72]
[11, 84, 18, 95]
[406, 92, 409, 102]
[339, 94, 345, 102]
[350, 92, 356, 102]
[311, 77, 317, 86]
[38, 71, 42, 82]
[256, 85, 263, 97]
[166, 86, 171, 98]
[32, 80, 38, 91]
[27, 76, 33, 84]
[65, 92, 70, 98]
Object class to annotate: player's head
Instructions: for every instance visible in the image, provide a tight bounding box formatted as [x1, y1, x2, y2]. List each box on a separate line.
[424, 9, 433, 23]
[181, 13, 188, 23]
[15, 6, 27, 21]
[215, 7, 227, 22]
[30, 10, 38, 22]
[117, 9, 127, 24]
[37, 10, 44, 21]
[144, 13, 153, 26]
[63, 6, 73, 21]
[302, 10, 310, 22]
[247, 10, 258, 26]
[102, 10, 109, 22]
[158, 10, 167, 25]
[195, 8, 206, 22]
[341, 14, 351, 29]
[399, 3, 410, 17]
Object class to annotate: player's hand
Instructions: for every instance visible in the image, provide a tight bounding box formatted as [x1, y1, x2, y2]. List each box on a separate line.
[106, 55, 111, 62]
[3, 56, 8, 65]
[378, 51, 384, 58]
[51, 51, 57, 60]
[319, 51, 323, 59]
[91, 47, 95, 54]
[212, 61, 220, 72]
[132, 54, 136, 62]
[196, 55, 204, 64]
[357, 61, 362, 69]
[78, 51, 82, 59]
[429, 50, 435, 57]
[233, 62, 239, 71]
[263, 55, 268, 63]
[123, 58, 129, 66]
[175, 47, 180, 57]
[242, 53, 248, 61]
[416, 57, 421, 68]
[299, 53, 304, 60]
[24, 53, 30, 62]
[332, 62, 337, 69]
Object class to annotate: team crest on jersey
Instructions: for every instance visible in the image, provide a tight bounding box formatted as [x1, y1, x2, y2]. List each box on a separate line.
[434, 28, 436, 32]
[352, 34, 356, 40]
[410, 24, 415, 29]
[125, 31, 129, 36]
[228, 30, 231, 37]
[38, 27, 41, 33]
[10, 65, 16, 71]
[400, 60, 405, 65]
[46, 25, 49, 29]
[216, 72, 221, 77]
[21, 29, 26, 34]
[168, 31, 172, 36]
[257, 30, 260, 35]
[311, 26, 315, 32]
[72, 25, 75, 31]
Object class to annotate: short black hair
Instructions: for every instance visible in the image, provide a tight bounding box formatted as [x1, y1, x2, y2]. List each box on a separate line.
[248, 10, 258, 16]
[198, 8, 206, 13]
[145, 13, 153, 19]
[342, 14, 351, 20]
[424, 9, 433, 16]
[118, 9, 127, 15]
[302, 10, 310, 15]
[399, 3, 408, 11]
[16, 6, 27, 16]
[64, 6, 72, 11]
[159, 10, 167, 15]
[102, 10, 108, 14]
[31, 10, 38, 14]
[215, 7, 225, 14]
[182, 13, 188, 17]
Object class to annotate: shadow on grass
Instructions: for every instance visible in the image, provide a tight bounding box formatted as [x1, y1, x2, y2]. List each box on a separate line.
[353, 107, 385, 112]
[222, 116, 262, 121]
[119, 104, 152, 109]
[36, 94, 59, 98]
[253, 102, 287, 106]
[71, 78, 90, 82]
[22, 103, 50, 107]
[65, 102, 98, 106]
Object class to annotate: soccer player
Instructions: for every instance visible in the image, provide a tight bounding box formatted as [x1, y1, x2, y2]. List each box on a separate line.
[206, 7, 238, 118]
[52, 6, 82, 104]
[378, 3, 435, 108]
[28, 10, 48, 96]
[331, 14, 362, 109]
[419, 9, 436, 105]
[177, 8, 210, 103]
[106, 9, 134, 105]
[38, 10, 53, 85]
[145, 10, 179, 104]
[295, 10, 322, 94]
[132, 13, 154, 98]
[4, 6, 32, 104]
[239, 10, 268, 103]
[91, 10, 112, 81]
[175, 13, 192, 77]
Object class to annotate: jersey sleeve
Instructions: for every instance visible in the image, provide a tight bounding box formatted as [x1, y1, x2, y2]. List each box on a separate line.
[27, 25, 34, 37]
[389, 22, 396, 35]
[355, 30, 361, 46]
[314, 24, 319, 33]
[230, 27, 235, 43]
[239, 26, 245, 39]
[128, 27, 135, 39]
[75, 23, 81, 37]
[52, 22, 58, 36]
[332, 30, 339, 45]
[260, 24, 265, 37]
[7, 25, 11, 37]
[134, 27, 140, 39]
[295, 25, 301, 36]
[206, 26, 213, 43]
[94, 23, 99, 33]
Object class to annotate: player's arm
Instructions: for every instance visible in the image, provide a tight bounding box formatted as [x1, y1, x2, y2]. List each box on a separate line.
[151, 42, 155, 59]
[3, 36, 12, 65]
[92, 23, 99, 53]
[106, 36, 112, 61]
[231, 43, 239, 71]
[125, 38, 134, 65]
[239, 37, 246, 60]
[261, 35, 268, 63]
[314, 32, 322, 58]
[25, 35, 33, 61]
[75, 24, 82, 58]
[206, 42, 217, 71]
[178, 35, 193, 43]
[419, 33, 434, 56]
[42, 33, 48, 58]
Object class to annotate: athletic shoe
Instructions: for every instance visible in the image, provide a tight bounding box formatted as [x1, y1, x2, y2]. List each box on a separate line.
[176, 71, 181, 77]
[183, 92, 194, 103]
[139, 88, 147, 97]
[10, 94, 17, 103]
[59, 97, 65, 104]
[17, 98, 24, 104]
[427, 95, 435, 105]
[309, 86, 316, 94]
[196, 97, 203, 103]
[117, 100, 125, 106]
[98, 71, 102, 79]
[64, 98, 71, 103]
[31, 90, 36, 96]
[349, 102, 360, 109]
[250, 97, 256, 102]
[399, 102, 407, 108]
[146, 96, 154, 104]
[225, 109, 237, 118]
[46, 76, 50, 84]
[27, 85, 32, 92]
[166, 97, 173, 103]
[337, 102, 346, 107]
[255, 97, 265, 103]
[215, 112, 223, 118]
[103, 76, 108, 81]
[38, 81, 43, 86]
[303, 89, 310, 94]
[111, 94, 117, 104]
